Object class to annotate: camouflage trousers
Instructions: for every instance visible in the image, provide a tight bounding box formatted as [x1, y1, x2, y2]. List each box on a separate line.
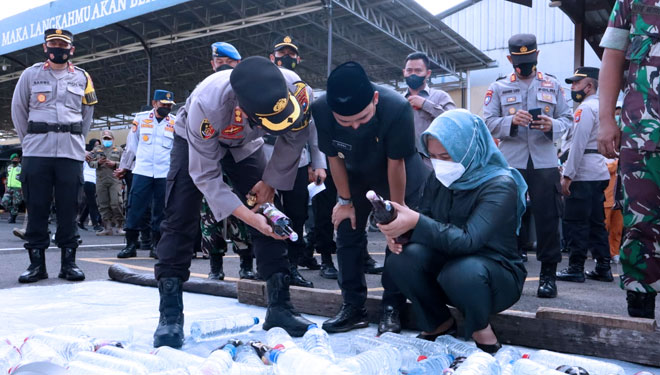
[619, 148, 660, 293]
[2, 187, 22, 216]
[200, 197, 252, 257]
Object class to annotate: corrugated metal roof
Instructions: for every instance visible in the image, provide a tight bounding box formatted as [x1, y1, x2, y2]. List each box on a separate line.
[442, 0, 575, 51]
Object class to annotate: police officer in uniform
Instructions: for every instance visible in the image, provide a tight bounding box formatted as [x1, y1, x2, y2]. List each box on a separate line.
[313, 62, 427, 334]
[556, 67, 613, 283]
[3, 153, 23, 223]
[89, 130, 124, 235]
[11, 28, 97, 283]
[116, 90, 175, 259]
[153, 56, 315, 348]
[483, 34, 573, 298]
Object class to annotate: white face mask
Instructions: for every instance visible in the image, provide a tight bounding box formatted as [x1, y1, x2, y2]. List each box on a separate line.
[431, 158, 467, 187]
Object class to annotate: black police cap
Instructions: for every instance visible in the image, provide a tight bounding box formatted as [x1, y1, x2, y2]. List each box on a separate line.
[565, 67, 600, 83]
[273, 35, 298, 54]
[44, 29, 73, 44]
[326, 61, 374, 116]
[508, 33, 537, 64]
[230, 56, 302, 134]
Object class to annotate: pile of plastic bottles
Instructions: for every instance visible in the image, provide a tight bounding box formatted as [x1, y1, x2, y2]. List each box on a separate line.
[0, 315, 641, 375]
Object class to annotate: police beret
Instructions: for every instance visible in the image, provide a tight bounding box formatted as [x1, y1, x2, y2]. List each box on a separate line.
[154, 90, 175, 104]
[211, 42, 241, 60]
[326, 61, 374, 116]
[44, 29, 73, 44]
[508, 34, 537, 64]
[565, 67, 600, 83]
[273, 35, 298, 54]
[231, 56, 303, 135]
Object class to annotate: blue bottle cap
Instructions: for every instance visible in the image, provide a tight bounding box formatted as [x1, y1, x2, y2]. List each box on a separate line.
[307, 324, 318, 330]
[267, 348, 282, 364]
[222, 343, 237, 358]
[253, 317, 260, 324]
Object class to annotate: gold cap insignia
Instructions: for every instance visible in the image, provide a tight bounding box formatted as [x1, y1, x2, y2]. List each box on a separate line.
[520, 46, 528, 53]
[55, 29, 62, 35]
[273, 98, 287, 113]
[284, 36, 292, 43]
[166, 93, 171, 99]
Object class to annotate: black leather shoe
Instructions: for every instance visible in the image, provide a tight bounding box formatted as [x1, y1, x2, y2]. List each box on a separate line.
[18, 249, 48, 283]
[208, 253, 225, 281]
[289, 266, 313, 288]
[322, 304, 369, 333]
[556, 266, 585, 283]
[117, 230, 139, 258]
[476, 341, 502, 354]
[58, 248, 85, 281]
[298, 255, 321, 270]
[626, 291, 656, 319]
[585, 265, 613, 282]
[377, 305, 401, 335]
[364, 256, 383, 275]
[320, 263, 338, 280]
[239, 252, 256, 280]
[538, 263, 558, 298]
[76, 221, 87, 231]
[416, 319, 457, 341]
[262, 273, 314, 337]
[153, 277, 184, 348]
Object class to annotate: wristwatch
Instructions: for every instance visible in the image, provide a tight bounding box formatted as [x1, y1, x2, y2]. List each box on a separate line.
[337, 195, 352, 206]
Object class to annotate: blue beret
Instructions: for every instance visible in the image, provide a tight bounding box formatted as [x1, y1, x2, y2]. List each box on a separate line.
[211, 42, 241, 60]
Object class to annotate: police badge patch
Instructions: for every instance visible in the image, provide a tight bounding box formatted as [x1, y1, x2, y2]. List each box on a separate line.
[574, 109, 582, 123]
[292, 81, 310, 131]
[200, 119, 216, 139]
[484, 90, 493, 106]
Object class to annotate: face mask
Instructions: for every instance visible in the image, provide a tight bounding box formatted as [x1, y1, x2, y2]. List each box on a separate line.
[45, 47, 71, 64]
[156, 107, 171, 118]
[514, 62, 536, 77]
[274, 56, 297, 71]
[405, 74, 426, 90]
[11, 161, 18, 166]
[215, 64, 233, 72]
[102, 140, 113, 148]
[431, 159, 467, 188]
[571, 89, 587, 103]
[615, 115, 620, 123]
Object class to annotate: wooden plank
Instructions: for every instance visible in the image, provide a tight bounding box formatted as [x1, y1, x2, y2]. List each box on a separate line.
[536, 307, 657, 332]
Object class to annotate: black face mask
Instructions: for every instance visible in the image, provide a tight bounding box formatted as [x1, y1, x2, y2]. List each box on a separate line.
[45, 47, 72, 64]
[514, 62, 536, 77]
[274, 56, 297, 71]
[215, 64, 233, 72]
[405, 74, 426, 90]
[571, 89, 588, 103]
[11, 161, 18, 166]
[156, 107, 171, 118]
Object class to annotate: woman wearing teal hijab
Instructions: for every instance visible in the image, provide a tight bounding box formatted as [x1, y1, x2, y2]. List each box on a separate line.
[380, 109, 528, 353]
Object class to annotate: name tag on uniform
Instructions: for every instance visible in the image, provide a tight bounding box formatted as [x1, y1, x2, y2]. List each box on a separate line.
[506, 96, 516, 103]
[332, 140, 352, 151]
[141, 123, 153, 128]
[541, 81, 554, 88]
[542, 93, 553, 102]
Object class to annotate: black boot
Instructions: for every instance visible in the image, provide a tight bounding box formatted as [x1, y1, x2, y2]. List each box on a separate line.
[262, 273, 314, 337]
[208, 253, 225, 280]
[153, 277, 185, 348]
[626, 291, 656, 319]
[377, 305, 401, 335]
[556, 264, 585, 283]
[140, 228, 152, 251]
[320, 262, 338, 279]
[364, 254, 383, 275]
[58, 248, 85, 281]
[289, 265, 313, 288]
[117, 230, 139, 258]
[322, 303, 369, 333]
[538, 263, 558, 298]
[585, 262, 614, 282]
[238, 251, 256, 280]
[18, 249, 48, 283]
[150, 231, 161, 259]
[8, 214, 17, 224]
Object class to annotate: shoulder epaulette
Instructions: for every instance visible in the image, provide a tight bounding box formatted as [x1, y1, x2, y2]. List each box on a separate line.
[496, 75, 507, 81]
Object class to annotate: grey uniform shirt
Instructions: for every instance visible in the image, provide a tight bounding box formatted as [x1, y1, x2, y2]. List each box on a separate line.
[484, 71, 573, 169]
[405, 85, 456, 152]
[562, 94, 609, 182]
[181, 69, 310, 221]
[11, 61, 95, 162]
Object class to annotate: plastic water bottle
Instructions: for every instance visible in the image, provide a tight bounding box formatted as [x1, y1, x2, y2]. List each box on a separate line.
[96, 345, 174, 372]
[340, 346, 402, 375]
[302, 324, 335, 361]
[235, 343, 267, 367]
[152, 346, 205, 368]
[197, 344, 237, 375]
[50, 323, 134, 345]
[495, 346, 522, 375]
[258, 203, 299, 241]
[454, 351, 501, 375]
[512, 358, 566, 375]
[229, 362, 274, 375]
[0, 342, 21, 374]
[73, 351, 149, 375]
[150, 369, 192, 375]
[351, 335, 384, 353]
[380, 332, 450, 356]
[17, 338, 67, 367]
[434, 335, 482, 358]
[529, 350, 625, 375]
[408, 354, 455, 374]
[28, 332, 94, 360]
[265, 327, 297, 349]
[190, 315, 260, 342]
[268, 347, 350, 375]
[67, 360, 131, 375]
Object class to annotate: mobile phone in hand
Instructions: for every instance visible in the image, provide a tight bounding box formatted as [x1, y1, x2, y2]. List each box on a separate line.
[529, 108, 542, 129]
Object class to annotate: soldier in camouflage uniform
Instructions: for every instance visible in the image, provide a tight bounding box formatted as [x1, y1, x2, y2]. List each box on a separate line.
[89, 130, 124, 235]
[599, 0, 660, 319]
[3, 153, 23, 223]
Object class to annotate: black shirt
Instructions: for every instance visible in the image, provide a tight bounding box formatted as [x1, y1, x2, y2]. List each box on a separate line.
[313, 83, 416, 180]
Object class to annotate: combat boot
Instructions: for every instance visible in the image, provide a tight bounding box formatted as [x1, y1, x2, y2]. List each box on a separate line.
[140, 229, 152, 250]
[238, 251, 256, 280]
[262, 272, 314, 337]
[150, 231, 161, 259]
[626, 291, 656, 319]
[153, 277, 184, 348]
[18, 249, 48, 283]
[289, 265, 313, 288]
[208, 253, 225, 280]
[117, 230, 139, 258]
[58, 248, 85, 281]
[585, 262, 614, 282]
[556, 264, 585, 283]
[96, 222, 113, 236]
[8, 214, 17, 223]
[537, 263, 558, 298]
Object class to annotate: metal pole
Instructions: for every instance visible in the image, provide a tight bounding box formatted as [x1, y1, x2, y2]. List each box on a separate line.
[326, 0, 333, 77]
[147, 54, 152, 106]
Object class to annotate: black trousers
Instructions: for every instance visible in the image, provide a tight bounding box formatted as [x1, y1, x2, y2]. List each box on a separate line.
[563, 180, 611, 265]
[78, 181, 102, 226]
[155, 134, 289, 281]
[22, 157, 82, 249]
[387, 243, 521, 338]
[280, 166, 310, 266]
[517, 158, 562, 264]
[309, 169, 337, 262]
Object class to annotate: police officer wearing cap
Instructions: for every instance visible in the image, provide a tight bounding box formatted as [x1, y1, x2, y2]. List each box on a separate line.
[11, 28, 97, 283]
[313, 61, 427, 334]
[556, 67, 613, 283]
[483, 34, 573, 298]
[211, 41, 241, 72]
[115, 89, 176, 259]
[152, 56, 314, 348]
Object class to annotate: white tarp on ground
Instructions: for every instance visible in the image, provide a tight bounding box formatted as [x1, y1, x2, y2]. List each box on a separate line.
[1, 281, 656, 373]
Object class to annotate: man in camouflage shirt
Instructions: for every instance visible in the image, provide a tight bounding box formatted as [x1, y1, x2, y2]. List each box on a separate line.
[599, 0, 660, 319]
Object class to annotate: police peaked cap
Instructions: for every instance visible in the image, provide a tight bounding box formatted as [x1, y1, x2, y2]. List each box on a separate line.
[508, 34, 537, 64]
[565, 67, 600, 83]
[45, 29, 73, 44]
